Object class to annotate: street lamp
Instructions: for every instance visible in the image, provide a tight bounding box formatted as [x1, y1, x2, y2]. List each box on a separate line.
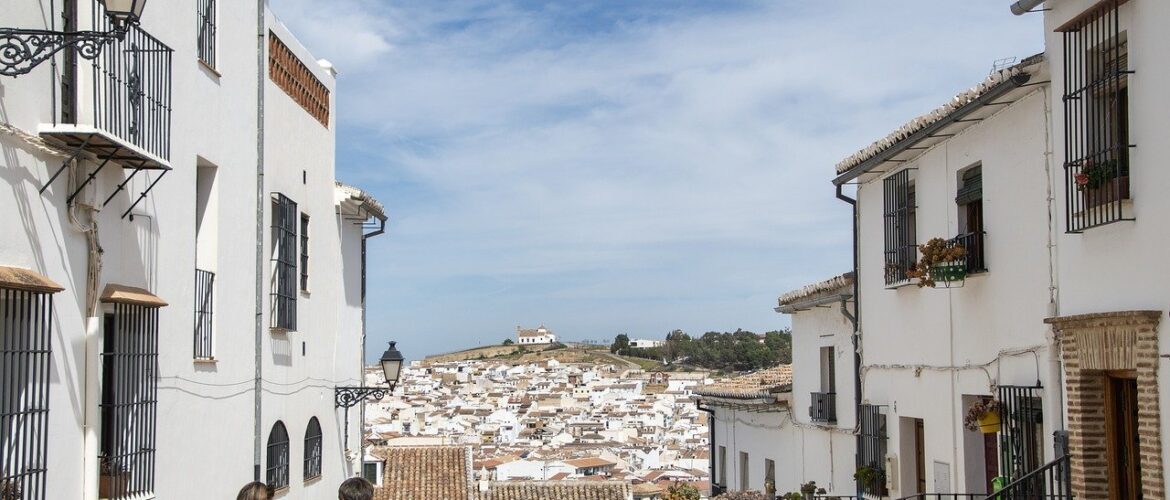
[0, 0, 150, 77]
[335, 341, 405, 454]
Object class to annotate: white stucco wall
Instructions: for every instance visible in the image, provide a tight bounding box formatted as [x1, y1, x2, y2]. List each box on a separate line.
[854, 88, 1058, 497]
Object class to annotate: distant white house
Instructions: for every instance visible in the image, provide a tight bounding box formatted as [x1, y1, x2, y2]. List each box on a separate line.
[629, 338, 665, 349]
[517, 324, 557, 345]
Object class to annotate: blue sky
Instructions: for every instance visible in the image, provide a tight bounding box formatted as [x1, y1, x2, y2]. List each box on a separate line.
[268, 0, 1043, 361]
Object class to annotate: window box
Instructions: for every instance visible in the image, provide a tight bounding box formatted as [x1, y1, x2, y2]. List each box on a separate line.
[98, 472, 129, 499]
[1080, 175, 1130, 209]
[928, 263, 967, 288]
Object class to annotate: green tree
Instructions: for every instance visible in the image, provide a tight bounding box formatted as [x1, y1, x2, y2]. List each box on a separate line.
[610, 334, 630, 354]
[663, 482, 701, 500]
[502, 338, 514, 345]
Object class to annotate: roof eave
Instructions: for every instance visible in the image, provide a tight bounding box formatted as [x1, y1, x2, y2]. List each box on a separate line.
[832, 72, 1033, 186]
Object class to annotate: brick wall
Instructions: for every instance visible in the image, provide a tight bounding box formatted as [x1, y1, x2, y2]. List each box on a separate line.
[1047, 310, 1163, 499]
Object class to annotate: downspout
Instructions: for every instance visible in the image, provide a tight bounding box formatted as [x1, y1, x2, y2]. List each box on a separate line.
[356, 210, 386, 474]
[696, 403, 717, 494]
[834, 183, 862, 499]
[1010, 0, 1045, 15]
[253, 0, 266, 482]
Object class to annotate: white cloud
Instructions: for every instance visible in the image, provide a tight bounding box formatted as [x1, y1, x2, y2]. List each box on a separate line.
[270, 0, 1042, 357]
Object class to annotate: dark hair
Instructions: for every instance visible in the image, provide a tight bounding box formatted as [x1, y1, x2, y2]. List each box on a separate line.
[338, 477, 374, 500]
[237, 482, 274, 500]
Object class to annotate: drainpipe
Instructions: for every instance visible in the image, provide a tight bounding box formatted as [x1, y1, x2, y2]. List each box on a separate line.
[253, 0, 266, 482]
[834, 183, 862, 499]
[696, 403, 717, 494]
[356, 209, 386, 474]
[1010, 0, 1045, 15]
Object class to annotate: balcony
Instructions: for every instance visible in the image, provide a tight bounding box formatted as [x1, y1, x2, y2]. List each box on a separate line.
[40, 4, 172, 172]
[193, 269, 214, 359]
[950, 231, 986, 275]
[809, 392, 836, 423]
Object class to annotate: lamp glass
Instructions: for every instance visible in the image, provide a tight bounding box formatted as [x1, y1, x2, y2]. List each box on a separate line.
[100, 0, 147, 23]
[379, 341, 404, 385]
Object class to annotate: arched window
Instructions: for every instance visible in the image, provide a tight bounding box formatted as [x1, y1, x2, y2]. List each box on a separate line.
[266, 421, 289, 489]
[304, 417, 323, 480]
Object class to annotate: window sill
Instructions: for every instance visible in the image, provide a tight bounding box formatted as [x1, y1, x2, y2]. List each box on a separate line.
[198, 59, 221, 78]
[1071, 198, 1134, 223]
[884, 279, 916, 290]
[304, 474, 322, 485]
[193, 357, 217, 364]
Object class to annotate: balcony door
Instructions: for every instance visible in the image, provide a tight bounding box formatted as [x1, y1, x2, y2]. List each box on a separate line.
[1106, 373, 1141, 500]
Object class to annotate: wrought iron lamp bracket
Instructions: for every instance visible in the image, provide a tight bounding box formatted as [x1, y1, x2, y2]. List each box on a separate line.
[334, 385, 393, 408]
[0, 28, 121, 77]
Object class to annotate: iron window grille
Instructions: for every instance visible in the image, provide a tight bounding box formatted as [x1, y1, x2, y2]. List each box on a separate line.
[300, 213, 309, 292]
[998, 385, 1044, 482]
[266, 421, 290, 489]
[0, 288, 55, 500]
[270, 194, 297, 331]
[196, 0, 216, 68]
[304, 417, 322, 481]
[809, 392, 837, 423]
[99, 303, 160, 500]
[883, 169, 917, 285]
[193, 268, 214, 359]
[857, 404, 888, 497]
[1060, 0, 1133, 233]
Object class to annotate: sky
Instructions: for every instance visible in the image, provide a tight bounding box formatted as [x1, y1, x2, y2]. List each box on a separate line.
[268, 0, 1043, 361]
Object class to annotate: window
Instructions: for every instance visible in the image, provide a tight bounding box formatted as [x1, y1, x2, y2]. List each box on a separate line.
[362, 462, 382, 486]
[858, 404, 889, 497]
[300, 213, 309, 292]
[1, 283, 58, 500]
[197, 0, 216, 67]
[100, 302, 161, 500]
[883, 169, 917, 285]
[718, 446, 727, 487]
[271, 194, 297, 331]
[1060, 0, 1132, 232]
[739, 451, 749, 490]
[955, 166, 987, 273]
[304, 417, 322, 481]
[267, 421, 290, 489]
[811, 346, 837, 423]
[195, 165, 217, 359]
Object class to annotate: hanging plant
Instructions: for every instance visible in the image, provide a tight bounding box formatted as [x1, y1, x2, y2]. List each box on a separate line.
[964, 399, 1003, 433]
[906, 238, 967, 288]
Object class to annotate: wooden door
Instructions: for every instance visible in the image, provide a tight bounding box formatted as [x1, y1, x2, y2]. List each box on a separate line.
[915, 419, 926, 494]
[1106, 374, 1141, 500]
[983, 432, 999, 493]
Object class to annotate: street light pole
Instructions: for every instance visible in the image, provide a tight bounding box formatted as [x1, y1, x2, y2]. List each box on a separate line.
[334, 341, 405, 454]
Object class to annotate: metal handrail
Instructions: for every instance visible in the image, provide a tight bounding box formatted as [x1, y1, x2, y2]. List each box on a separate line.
[982, 454, 1072, 500]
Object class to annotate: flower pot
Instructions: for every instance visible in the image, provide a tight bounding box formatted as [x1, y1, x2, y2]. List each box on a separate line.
[929, 263, 967, 287]
[979, 410, 1002, 434]
[1081, 175, 1130, 208]
[99, 473, 130, 499]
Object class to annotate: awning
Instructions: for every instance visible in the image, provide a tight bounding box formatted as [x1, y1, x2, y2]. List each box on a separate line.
[100, 284, 168, 307]
[0, 266, 64, 294]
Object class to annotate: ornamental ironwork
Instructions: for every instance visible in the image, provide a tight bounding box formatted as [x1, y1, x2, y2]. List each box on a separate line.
[0, 28, 110, 77]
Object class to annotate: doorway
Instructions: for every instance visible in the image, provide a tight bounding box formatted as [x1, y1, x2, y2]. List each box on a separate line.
[914, 419, 926, 494]
[1106, 373, 1141, 500]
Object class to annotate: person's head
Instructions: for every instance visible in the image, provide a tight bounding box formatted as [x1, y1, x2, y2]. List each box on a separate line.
[338, 477, 374, 500]
[236, 481, 274, 500]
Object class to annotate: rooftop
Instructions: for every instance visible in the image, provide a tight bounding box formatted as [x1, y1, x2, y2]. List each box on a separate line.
[694, 365, 792, 400]
[372, 446, 471, 500]
[482, 481, 632, 500]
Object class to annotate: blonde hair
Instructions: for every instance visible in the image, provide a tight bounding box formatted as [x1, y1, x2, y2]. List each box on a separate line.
[236, 482, 274, 500]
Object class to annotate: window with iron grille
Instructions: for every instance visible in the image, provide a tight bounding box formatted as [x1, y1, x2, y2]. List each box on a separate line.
[197, 0, 216, 68]
[271, 194, 297, 331]
[857, 404, 888, 496]
[303, 417, 322, 480]
[300, 213, 309, 292]
[998, 386, 1044, 481]
[883, 169, 917, 285]
[1060, 0, 1133, 232]
[0, 287, 55, 500]
[193, 269, 214, 359]
[955, 166, 987, 274]
[267, 421, 290, 489]
[100, 303, 160, 500]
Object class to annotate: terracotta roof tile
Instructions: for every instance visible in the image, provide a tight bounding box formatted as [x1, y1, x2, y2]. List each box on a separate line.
[373, 446, 471, 500]
[694, 365, 792, 400]
[483, 481, 631, 500]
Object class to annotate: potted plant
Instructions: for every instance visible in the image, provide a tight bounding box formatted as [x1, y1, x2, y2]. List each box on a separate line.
[854, 466, 881, 489]
[1, 479, 21, 500]
[1075, 158, 1130, 207]
[964, 399, 1003, 434]
[781, 493, 804, 500]
[99, 456, 130, 499]
[907, 238, 967, 288]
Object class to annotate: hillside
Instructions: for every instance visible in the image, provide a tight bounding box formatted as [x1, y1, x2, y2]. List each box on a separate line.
[423, 342, 640, 369]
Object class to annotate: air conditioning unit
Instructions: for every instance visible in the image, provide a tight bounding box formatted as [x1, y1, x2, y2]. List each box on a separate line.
[885, 454, 899, 491]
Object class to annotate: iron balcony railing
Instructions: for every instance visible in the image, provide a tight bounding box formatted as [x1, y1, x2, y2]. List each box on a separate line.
[982, 455, 1071, 500]
[810, 392, 837, 423]
[193, 269, 214, 359]
[898, 495, 987, 500]
[950, 231, 987, 275]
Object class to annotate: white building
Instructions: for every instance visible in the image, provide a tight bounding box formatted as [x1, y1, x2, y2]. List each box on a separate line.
[831, 54, 1057, 496]
[629, 339, 665, 349]
[774, 273, 858, 496]
[517, 324, 557, 345]
[0, 2, 385, 499]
